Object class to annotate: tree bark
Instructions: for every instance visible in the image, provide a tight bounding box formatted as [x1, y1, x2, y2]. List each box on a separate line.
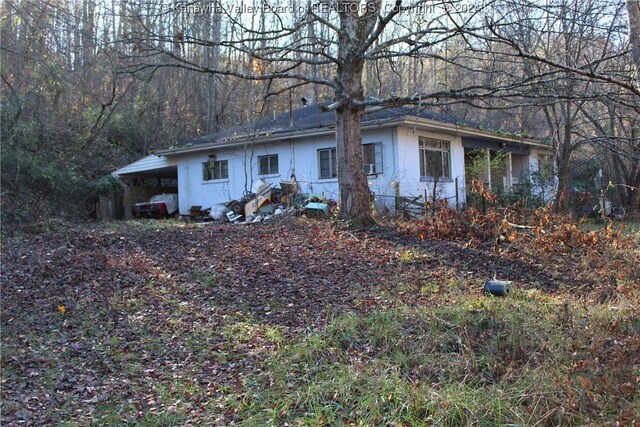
[333, 3, 378, 227]
[335, 104, 373, 227]
[334, 59, 374, 225]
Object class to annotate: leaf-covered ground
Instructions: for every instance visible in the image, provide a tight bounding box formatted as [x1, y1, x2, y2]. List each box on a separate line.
[1, 218, 639, 425]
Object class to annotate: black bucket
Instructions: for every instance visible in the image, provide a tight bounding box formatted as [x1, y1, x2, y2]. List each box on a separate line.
[483, 280, 512, 296]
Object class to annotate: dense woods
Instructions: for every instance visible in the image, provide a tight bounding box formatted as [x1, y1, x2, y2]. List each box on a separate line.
[1, 0, 638, 225]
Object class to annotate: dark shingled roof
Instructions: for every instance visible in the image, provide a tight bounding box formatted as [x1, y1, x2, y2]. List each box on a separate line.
[172, 101, 463, 149]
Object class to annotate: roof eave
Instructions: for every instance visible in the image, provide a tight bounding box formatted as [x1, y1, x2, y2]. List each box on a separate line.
[154, 120, 403, 156]
[400, 117, 549, 148]
[154, 116, 548, 157]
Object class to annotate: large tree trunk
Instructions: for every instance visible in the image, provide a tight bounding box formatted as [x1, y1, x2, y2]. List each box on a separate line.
[332, 4, 377, 227]
[335, 104, 373, 227]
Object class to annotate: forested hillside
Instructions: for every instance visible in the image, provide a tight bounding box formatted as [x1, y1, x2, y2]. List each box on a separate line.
[1, 0, 639, 226]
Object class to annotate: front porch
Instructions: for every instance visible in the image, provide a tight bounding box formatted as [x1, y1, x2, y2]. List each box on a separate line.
[462, 136, 532, 198]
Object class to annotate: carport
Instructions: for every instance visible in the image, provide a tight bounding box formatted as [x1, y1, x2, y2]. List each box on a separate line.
[109, 155, 179, 219]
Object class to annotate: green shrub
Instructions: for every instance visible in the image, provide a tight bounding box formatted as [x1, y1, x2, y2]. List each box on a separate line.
[1, 139, 122, 231]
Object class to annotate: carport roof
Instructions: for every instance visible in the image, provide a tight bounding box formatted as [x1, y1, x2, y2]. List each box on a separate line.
[112, 154, 177, 179]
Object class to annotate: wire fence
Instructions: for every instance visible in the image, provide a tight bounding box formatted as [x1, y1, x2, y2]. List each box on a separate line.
[372, 178, 463, 218]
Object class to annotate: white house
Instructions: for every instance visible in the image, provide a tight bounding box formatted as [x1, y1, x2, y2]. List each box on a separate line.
[112, 101, 552, 216]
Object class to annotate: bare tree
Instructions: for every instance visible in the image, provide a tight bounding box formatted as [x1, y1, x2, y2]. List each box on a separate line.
[123, 0, 505, 226]
[443, 0, 638, 210]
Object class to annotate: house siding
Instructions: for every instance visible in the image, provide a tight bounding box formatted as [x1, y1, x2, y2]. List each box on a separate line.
[174, 128, 404, 214]
[176, 126, 482, 214]
[290, 134, 337, 197]
[395, 126, 466, 207]
[178, 141, 294, 215]
[115, 120, 550, 215]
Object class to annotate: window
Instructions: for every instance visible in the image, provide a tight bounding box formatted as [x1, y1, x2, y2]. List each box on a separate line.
[362, 143, 383, 175]
[419, 137, 450, 179]
[202, 160, 228, 180]
[318, 148, 337, 179]
[258, 154, 279, 175]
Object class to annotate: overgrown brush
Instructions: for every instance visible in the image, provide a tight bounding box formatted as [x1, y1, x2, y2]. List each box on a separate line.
[399, 201, 638, 294]
[0, 107, 125, 234]
[0, 141, 122, 234]
[399, 201, 502, 244]
[401, 202, 632, 252]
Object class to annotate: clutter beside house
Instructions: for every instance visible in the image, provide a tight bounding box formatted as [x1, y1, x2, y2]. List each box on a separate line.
[184, 176, 333, 225]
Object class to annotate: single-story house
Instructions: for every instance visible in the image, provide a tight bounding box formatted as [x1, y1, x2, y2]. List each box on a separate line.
[112, 101, 552, 216]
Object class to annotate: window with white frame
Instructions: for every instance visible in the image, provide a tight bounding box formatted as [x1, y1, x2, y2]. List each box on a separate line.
[202, 160, 228, 180]
[318, 148, 337, 179]
[258, 154, 279, 175]
[362, 143, 383, 175]
[419, 137, 450, 179]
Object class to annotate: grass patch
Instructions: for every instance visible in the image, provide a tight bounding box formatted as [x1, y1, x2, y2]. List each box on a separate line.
[237, 293, 640, 425]
[95, 218, 187, 235]
[397, 249, 429, 264]
[189, 271, 218, 288]
[93, 403, 186, 426]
